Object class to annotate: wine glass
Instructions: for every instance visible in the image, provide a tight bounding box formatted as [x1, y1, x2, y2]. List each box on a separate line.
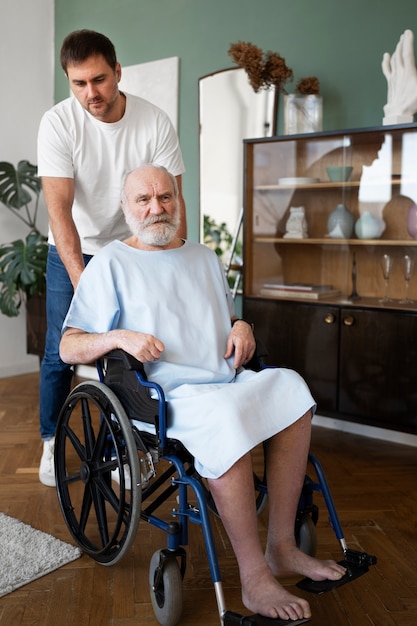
[379, 254, 393, 303]
[400, 255, 414, 304]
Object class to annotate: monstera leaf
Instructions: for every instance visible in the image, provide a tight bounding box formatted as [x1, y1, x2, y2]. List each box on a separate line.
[0, 231, 47, 316]
[0, 161, 46, 317]
[0, 160, 41, 212]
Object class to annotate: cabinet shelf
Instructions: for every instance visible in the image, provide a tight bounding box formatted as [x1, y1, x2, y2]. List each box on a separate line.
[255, 178, 407, 192]
[250, 292, 417, 312]
[253, 237, 417, 246]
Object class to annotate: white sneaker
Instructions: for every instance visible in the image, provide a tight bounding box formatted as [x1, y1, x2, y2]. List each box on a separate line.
[39, 437, 56, 487]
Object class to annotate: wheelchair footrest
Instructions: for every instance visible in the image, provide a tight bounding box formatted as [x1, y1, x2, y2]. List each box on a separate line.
[296, 549, 377, 594]
[223, 611, 310, 625]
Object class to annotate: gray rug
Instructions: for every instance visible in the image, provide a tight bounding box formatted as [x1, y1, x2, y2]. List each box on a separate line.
[0, 512, 82, 597]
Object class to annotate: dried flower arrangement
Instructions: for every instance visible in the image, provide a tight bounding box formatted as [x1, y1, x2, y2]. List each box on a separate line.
[228, 41, 320, 95]
[295, 76, 320, 96]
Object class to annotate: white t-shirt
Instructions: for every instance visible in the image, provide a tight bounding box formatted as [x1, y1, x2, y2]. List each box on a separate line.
[37, 93, 185, 254]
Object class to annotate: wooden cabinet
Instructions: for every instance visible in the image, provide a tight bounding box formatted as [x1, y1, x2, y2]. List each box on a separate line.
[242, 124, 417, 433]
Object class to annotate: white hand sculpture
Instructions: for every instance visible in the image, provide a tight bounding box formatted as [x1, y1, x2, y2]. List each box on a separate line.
[381, 29, 417, 124]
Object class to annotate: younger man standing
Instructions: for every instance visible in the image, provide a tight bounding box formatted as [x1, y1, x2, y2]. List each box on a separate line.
[37, 30, 186, 486]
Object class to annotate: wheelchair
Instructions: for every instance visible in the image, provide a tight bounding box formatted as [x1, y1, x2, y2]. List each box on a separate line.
[54, 349, 376, 626]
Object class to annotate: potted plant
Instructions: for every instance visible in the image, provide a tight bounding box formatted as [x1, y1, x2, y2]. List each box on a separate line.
[203, 214, 243, 294]
[0, 160, 47, 355]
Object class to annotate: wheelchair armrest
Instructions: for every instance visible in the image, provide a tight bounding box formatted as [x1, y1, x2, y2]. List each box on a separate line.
[244, 338, 268, 372]
[105, 349, 147, 376]
[101, 349, 161, 427]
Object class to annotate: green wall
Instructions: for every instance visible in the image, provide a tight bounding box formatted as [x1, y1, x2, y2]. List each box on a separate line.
[54, 0, 417, 241]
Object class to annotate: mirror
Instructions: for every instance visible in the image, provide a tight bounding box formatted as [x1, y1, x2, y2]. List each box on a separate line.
[199, 68, 277, 252]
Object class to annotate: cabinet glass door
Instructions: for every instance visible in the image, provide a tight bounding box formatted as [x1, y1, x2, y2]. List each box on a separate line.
[243, 125, 417, 308]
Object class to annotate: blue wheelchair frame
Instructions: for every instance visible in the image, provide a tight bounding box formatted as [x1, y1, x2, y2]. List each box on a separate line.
[55, 349, 376, 626]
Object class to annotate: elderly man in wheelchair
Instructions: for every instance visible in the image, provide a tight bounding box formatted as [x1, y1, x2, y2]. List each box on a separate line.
[59, 164, 348, 624]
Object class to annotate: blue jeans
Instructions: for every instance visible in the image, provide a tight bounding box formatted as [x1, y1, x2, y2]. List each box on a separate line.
[39, 245, 92, 440]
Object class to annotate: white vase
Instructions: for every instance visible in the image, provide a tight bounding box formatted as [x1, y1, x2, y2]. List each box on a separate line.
[355, 212, 386, 239]
[327, 204, 354, 239]
[284, 94, 323, 134]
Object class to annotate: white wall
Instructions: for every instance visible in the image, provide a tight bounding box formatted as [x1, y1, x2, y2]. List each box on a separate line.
[0, 0, 54, 376]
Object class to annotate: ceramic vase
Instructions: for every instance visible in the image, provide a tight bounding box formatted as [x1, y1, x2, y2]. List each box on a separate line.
[355, 211, 386, 239]
[327, 203, 354, 238]
[407, 203, 417, 239]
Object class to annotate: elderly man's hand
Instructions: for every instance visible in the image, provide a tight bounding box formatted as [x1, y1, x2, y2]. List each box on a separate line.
[224, 320, 256, 369]
[116, 329, 165, 363]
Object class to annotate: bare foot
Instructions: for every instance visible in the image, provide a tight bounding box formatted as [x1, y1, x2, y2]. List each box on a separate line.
[241, 565, 312, 621]
[266, 543, 346, 581]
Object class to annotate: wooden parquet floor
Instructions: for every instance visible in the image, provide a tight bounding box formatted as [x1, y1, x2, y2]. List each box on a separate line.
[0, 372, 417, 625]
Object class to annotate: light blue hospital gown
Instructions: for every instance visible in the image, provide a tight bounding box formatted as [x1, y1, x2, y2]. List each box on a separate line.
[63, 240, 316, 479]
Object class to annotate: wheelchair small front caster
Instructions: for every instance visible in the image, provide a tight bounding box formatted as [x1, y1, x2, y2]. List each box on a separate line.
[149, 550, 183, 626]
[295, 511, 318, 557]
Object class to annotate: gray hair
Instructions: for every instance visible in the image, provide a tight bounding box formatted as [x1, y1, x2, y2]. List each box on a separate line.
[121, 164, 178, 205]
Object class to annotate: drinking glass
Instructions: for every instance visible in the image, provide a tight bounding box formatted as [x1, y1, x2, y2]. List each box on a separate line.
[400, 254, 414, 304]
[379, 254, 392, 303]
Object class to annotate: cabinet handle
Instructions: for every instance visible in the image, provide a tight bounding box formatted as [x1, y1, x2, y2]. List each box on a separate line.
[324, 313, 335, 324]
[343, 315, 355, 327]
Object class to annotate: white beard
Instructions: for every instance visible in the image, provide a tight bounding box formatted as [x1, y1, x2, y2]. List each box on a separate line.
[125, 212, 180, 246]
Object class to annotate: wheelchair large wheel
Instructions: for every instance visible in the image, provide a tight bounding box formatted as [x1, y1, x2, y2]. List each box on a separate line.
[55, 380, 141, 565]
[296, 512, 317, 557]
[149, 550, 183, 626]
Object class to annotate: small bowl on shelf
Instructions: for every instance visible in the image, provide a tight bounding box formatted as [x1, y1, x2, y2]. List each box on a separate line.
[326, 166, 353, 182]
